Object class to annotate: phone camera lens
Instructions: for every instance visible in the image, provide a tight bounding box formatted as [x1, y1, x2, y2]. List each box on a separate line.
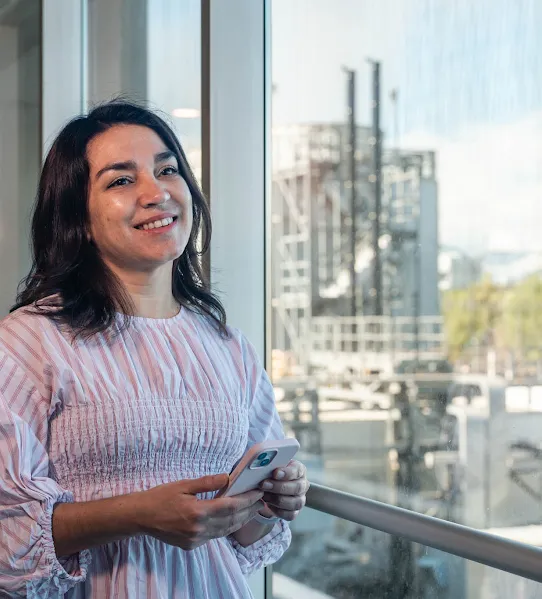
[257, 453, 268, 460]
[259, 458, 271, 466]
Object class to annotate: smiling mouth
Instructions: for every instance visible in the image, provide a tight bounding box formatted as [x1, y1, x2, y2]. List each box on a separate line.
[135, 216, 178, 231]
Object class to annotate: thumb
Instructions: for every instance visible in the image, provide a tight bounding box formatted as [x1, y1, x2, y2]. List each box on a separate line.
[182, 473, 230, 495]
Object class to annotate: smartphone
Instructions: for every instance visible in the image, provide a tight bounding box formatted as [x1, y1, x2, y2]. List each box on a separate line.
[216, 438, 300, 497]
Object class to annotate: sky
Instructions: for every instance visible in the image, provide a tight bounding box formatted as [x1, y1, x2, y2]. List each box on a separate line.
[271, 0, 542, 255]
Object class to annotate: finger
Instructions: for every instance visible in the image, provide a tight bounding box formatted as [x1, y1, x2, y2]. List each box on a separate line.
[222, 501, 266, 537]
[267, 507, 300, 522]
[208, 489, 265, 517]
[240, 500, 266, 527]
[260, 478, 309, 496]
[263, 493, 306, 512]
[272, 460, 306, 482]
[182, 473, 230, 495]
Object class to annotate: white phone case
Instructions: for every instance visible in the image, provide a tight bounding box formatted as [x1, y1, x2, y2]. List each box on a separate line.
[216, 438, 300, 497]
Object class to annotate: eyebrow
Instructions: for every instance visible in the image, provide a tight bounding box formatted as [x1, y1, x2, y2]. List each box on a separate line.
[95, 150, 177, 181]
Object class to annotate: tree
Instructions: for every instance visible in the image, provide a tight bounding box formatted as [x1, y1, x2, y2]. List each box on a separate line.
[442, 276, 503, 362]
[499, 275, 542, 361]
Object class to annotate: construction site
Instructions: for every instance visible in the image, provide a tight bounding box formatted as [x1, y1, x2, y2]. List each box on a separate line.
[270, 65, 442, 382]
[270, 64, 542, 599]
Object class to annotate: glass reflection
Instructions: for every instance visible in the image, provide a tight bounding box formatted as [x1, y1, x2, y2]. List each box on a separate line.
[88, 0, 201, 179]
[270, 0, 542, 596]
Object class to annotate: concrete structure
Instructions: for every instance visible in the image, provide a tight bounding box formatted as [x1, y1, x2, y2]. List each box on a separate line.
[439, 247, 482, 291]
[381, 149, 440, 318]
[271, 124, 442, 377]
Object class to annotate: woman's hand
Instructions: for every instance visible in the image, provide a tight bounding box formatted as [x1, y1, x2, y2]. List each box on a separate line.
[258, 459, 310, 521]
[135, 474, 265, 550]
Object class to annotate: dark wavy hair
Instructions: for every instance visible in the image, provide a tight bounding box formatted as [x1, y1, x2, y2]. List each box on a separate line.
[12, 100, 228, 339]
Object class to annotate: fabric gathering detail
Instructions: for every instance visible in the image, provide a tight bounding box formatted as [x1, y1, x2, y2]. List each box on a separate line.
[228, 519, 292, 576]
[0, 306, 290, 598]
[26, 494, 91, 598]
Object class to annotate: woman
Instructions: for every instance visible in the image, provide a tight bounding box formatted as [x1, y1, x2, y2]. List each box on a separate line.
[0, 101, 309, 598]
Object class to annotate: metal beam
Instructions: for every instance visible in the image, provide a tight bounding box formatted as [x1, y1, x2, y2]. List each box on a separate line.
[346, 68, 357, 317]
[307, 483, 542, 584]
[368, 60, 383, 316]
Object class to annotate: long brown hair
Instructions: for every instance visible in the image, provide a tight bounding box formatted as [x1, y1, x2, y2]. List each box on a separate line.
[13, 100, 228, 339]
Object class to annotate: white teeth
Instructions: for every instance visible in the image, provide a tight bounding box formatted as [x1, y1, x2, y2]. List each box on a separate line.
[139, 217, 174, 231]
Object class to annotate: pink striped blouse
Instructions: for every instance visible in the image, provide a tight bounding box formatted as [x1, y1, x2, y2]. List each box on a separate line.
[0, 306, 291, 598]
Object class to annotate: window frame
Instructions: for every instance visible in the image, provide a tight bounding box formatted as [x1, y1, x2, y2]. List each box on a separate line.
[202, 0, 269, 596]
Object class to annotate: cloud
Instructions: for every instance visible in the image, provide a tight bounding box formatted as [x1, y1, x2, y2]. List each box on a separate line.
[400, 109, 542, 254]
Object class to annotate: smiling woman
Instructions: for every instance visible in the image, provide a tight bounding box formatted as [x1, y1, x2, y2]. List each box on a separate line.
[12, 102, 223, 338]
[86, 125, 193, 296]
[0, 100, 309, 598]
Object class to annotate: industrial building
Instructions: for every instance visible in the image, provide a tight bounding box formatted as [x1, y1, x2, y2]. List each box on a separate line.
[271, 121, 442, 379]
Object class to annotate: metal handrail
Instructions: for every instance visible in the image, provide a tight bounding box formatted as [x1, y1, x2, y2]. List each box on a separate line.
[307, 483, 542, 584]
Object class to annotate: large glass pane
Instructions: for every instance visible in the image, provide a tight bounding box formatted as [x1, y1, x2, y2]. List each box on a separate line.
[269, 0, 542, 588]
[0, 0, 41, 317]
[87, 0, 201, 179]
[273, 511, 542, 598]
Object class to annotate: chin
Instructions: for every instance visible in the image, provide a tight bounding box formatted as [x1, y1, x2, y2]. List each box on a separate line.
[153, 248, 186, 266]
[134, 240, 188, 269]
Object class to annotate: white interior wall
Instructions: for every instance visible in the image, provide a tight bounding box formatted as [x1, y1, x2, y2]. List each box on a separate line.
[0, 23, 21, 317]
[16, 14, 40, 298]
[0, 0, 41, 318]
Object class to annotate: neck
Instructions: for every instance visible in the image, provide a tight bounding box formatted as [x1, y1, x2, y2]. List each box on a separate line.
[111, 262, 179, 319]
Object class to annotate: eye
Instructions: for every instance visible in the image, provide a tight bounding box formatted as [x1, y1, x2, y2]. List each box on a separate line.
[108, 176, 132, 188]
[159, 165, 179, 177]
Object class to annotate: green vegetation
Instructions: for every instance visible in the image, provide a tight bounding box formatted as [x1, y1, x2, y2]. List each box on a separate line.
[442, 274, 542, 363]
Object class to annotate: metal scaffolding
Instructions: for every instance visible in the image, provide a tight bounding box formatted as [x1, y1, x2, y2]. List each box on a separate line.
[271, 123, 442, 381]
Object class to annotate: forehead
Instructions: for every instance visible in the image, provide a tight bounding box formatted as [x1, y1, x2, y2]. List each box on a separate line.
[87, 124, 170, 169]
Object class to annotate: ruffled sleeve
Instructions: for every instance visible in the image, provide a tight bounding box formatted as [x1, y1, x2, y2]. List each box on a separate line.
[226, 336, 292, 576]
[0, 351, 91, 597]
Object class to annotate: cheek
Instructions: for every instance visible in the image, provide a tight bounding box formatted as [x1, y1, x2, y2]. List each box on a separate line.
[88, 197, 106, 235]
[91, 213, 113, 236]
[90, 197, 127, 227]
[89, 208, 128, 246]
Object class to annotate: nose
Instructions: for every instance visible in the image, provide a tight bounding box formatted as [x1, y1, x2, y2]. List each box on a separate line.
[138, 178, 170, 207]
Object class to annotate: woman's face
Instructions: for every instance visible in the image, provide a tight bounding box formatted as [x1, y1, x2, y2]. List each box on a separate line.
[86, 124, 193, 274]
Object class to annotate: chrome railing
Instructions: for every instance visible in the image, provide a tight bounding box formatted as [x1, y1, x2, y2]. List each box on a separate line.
[307, 483, 542, 584]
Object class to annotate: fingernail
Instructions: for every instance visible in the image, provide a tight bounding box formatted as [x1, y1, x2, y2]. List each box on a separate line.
[275, 470, 285, 480]
[261, 481, 273, 490]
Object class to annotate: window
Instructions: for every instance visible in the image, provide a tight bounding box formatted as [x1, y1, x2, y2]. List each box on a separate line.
[87, 0, 201, 179]
[0, 0, 41, 317]
[270, 0, 542, 596]
[275, 513, 542, 598]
